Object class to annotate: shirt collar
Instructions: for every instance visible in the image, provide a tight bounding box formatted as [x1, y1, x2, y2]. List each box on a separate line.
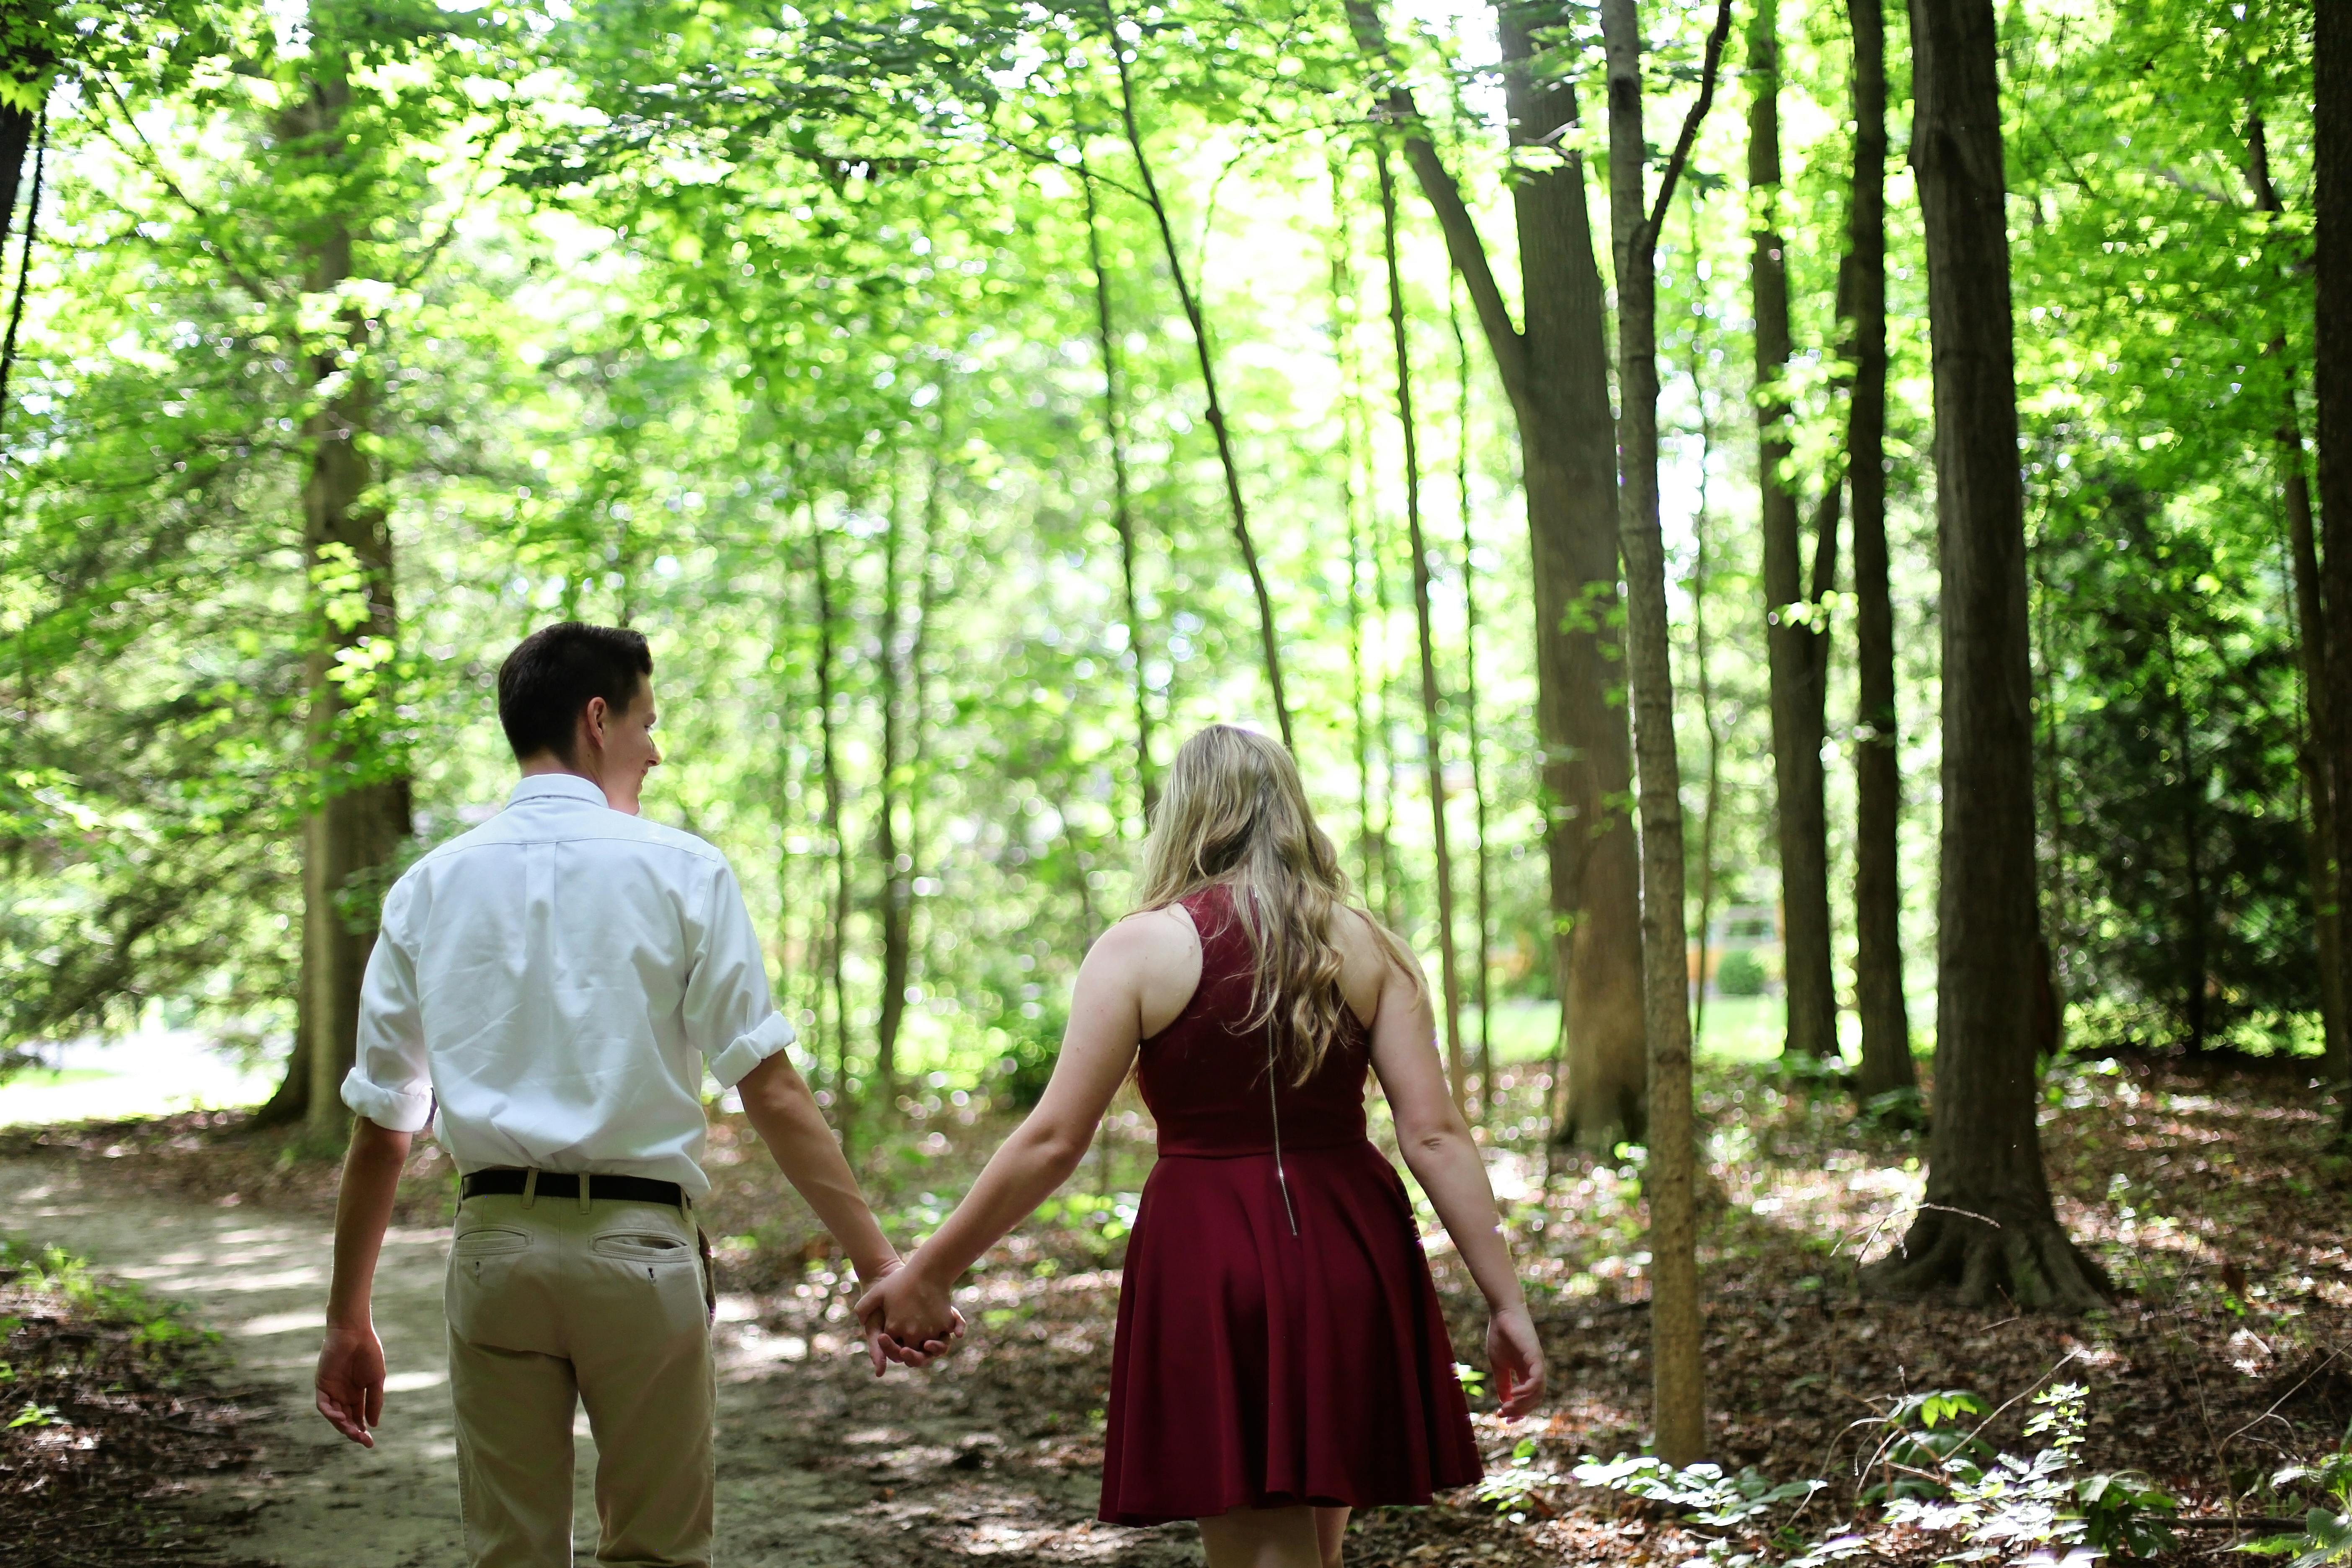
[507, 774, 613, 809]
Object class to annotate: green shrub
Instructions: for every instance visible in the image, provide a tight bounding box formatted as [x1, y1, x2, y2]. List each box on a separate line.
[1717, 949, 1768, 997]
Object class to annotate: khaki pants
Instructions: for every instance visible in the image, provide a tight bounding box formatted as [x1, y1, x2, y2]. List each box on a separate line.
[445, 1189, 714, 1568]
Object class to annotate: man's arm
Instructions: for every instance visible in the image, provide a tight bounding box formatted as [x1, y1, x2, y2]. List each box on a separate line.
[315, 1117, 413, 1447]
[733, 1053, 961, 1370]
[735, 1052, 895, 1282]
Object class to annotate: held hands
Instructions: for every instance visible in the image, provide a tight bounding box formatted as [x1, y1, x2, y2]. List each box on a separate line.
[315, 1321, 387, 1447]
[1485, 1302, 1547, 1419]
[854, 1254, 964, 1376]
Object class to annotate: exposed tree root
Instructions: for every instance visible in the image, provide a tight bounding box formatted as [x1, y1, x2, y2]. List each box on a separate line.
[1861, 1202, 2111, 1313]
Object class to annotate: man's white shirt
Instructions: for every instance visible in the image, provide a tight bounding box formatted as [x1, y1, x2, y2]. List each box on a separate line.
[342, 772, 796, 1197]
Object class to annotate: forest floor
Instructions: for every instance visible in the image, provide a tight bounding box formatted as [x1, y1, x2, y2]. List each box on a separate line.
[1, 1052, 2348, 1566]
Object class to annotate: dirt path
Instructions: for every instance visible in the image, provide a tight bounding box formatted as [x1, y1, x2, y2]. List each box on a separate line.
[0, 1159, 1199, 1568]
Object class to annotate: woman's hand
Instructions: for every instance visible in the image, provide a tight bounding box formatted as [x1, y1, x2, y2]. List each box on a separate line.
[854, 1255, 964, 1375]
[1485, 1302, 1547, 1418]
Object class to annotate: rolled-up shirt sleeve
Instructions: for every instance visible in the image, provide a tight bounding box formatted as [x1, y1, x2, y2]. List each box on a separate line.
[342, 879, 436, 1132]
[684, 857, 798, 1089]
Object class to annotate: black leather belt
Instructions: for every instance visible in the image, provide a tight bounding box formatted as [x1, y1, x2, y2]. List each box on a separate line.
[459, 1169, 688, 1207]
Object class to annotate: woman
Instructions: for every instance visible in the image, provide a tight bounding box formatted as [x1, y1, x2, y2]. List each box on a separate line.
[858, 725, 1545, 1568]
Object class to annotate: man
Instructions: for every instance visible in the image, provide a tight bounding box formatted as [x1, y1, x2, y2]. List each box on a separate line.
[313, 622, 954, 1568]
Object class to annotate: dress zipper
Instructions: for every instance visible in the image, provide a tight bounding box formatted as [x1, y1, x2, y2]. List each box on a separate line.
[1249, 886, 1300, 1237]
[1267, 1046, 1299, 1237]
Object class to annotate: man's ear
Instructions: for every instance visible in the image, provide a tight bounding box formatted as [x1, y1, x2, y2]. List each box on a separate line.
[581, 695, 610, 753]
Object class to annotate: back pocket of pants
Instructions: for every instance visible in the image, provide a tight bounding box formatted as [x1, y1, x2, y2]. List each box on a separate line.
[452, 1225, 531, 1257]
[592, 1231, 693, 1265]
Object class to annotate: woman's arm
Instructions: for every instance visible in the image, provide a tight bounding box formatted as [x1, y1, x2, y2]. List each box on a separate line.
[854, 912, 1181, 1344]
[1359, 918, 1547, 1416]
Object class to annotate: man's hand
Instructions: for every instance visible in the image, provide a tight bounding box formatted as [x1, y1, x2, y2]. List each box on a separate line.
[316, 1322, 387, 1446]
[854, 1256, 964, 1375]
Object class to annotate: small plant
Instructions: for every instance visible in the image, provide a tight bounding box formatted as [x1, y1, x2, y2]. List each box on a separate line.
[1472, 1436, 1557, 1516]
[1869, 1382, 2176, 1563]
[2244, 1445, 2352, 1568]
[1572, 1453, 1825, 1527]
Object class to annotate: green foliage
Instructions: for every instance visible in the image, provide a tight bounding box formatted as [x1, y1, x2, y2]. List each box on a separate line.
[1869, 1383, 2178, 1564]
[1571, 1454, 1825, 1528]
[2246, 1449, 2352, 1568]
[1716, 948, 1768, 998]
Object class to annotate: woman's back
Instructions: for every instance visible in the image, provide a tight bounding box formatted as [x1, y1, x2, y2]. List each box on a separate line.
[1138, 882, 1372, 1158]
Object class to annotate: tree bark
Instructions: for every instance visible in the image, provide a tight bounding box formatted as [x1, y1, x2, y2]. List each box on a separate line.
[1598, 0, 1732, 1468]
[1080, 151, 1158, 828]
[293, 75, 412, 1147]
[2249, 111, 2350, 1091]
[1327, 185, 1391, 907]
[1348, 0, 1649, 1149]
[1849, 0, 1915, 1099]
[1106, 37, 1293, 749]
[0, 104, 32, 257]
[1863, 0, 2106, 1310]
[0, 104, 43, 437]
[1748, 0, 1836, 1061]
[1453, 291, 1497, 1118]
[1686, 232, 1724, 1052]
[813, 515, 854, 1160]
[1378, 149, 1470, 1114]
[2319, 0, 2352, 1136]
[874, 483, 911, 1118]
[253, 952, 315, 1127]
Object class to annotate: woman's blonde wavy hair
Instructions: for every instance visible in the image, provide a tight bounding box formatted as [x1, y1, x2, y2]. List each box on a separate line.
[1133, 725, 1422, 1083]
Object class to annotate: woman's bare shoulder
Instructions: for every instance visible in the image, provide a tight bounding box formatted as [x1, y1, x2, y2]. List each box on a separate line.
[1083, 904, 1199, 978]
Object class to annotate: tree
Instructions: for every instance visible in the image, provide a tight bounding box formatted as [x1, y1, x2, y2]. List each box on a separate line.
[1863, 0, 2105, 1309]
[1749, 0, 1837, 1061]
[1597, 0, 1734, 1468]
[1346, 0, 1650, 1151]
[1102, 22, 1294, 750]
[1847, 0, 1914, 1100]
[2317, 0, 2352, 1132]
[1078, 149, 1158, 828]
[289, 63, 414, 1144]
[1377, 148, 1469, 1112]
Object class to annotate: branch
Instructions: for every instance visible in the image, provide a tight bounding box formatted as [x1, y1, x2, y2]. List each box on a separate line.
[1640, 0, 1737, 245]
[1340, 0, 1529, 409]
[95, 75, 273, 306]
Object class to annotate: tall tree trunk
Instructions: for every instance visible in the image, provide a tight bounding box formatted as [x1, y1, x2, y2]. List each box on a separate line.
[1849, 0, 1914, 1098]
[874, 484, 911, 1118]
[1453, 290, 1497, 1119]
[1106, 36, 1293, 748]
[1332, 169, 1368, 892]
[1330, 168, 1388, 909]
[0, 104, 44, 438]
[1347, 0, 1649, 1152]
[293, 77, 411, 1146]
[1080, 150, 1158, 828]
[1372, 456, 1406, 932]
[0, 104, 32, 258]
[2318, 0, 2352, 1136]
[1687, 231, 1724, 1052]
[2248, 112, 2349, 1092]
[813, 516, 854, 1161]
[1749, 0, 1836, 1061]
[254, 952, 315, 1127]
[2166, 630, 2208, 1054]
[1378, 150, 1469, 1113]
[1864, 0, 2106, 1309]
[1598, 0, 1731, 1467]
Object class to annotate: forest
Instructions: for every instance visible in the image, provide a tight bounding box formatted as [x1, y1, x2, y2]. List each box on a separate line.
[1, 0, 2349, 1564]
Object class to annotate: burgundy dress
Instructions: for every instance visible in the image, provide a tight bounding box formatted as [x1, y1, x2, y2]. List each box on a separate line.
[1098, 882, 1483, 1525]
